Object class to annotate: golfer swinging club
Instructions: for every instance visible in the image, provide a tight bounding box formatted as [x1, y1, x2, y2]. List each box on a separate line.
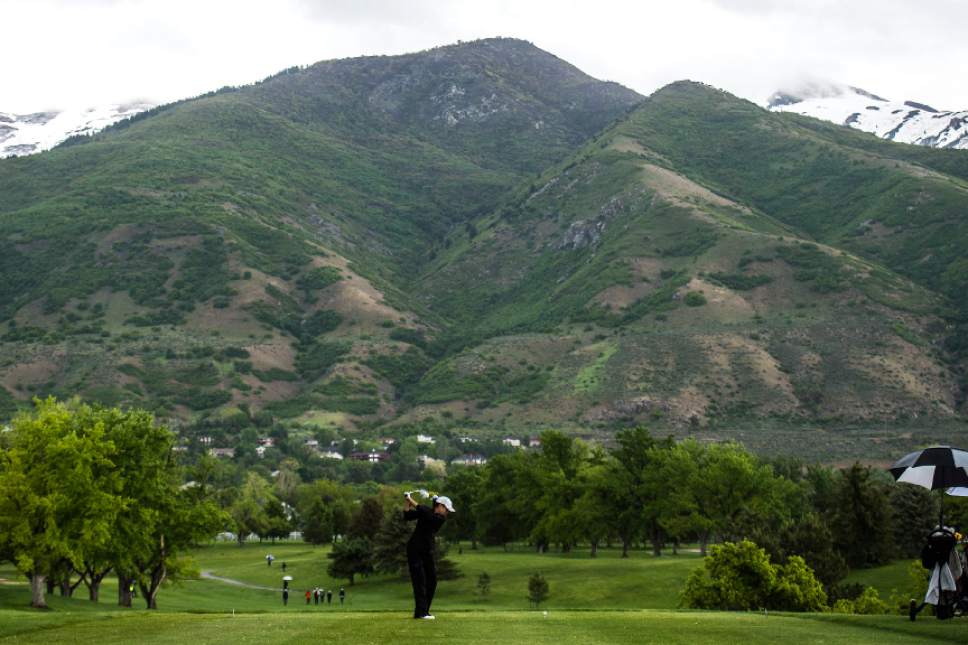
[403, 490, 455, 620]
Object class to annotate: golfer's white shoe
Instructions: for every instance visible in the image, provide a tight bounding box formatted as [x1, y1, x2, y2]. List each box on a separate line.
[421, 615, 436, 620]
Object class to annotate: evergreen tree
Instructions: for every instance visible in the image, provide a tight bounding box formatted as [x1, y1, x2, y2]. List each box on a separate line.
[776, 513, 847, 587]
[890, 484, 938, 558]
[528, 572, 549, 608]
[434, 539, 461, 580]
[327, 538, 373, 584]
[830, 463, 895, 568]
[476, 571, 491, 598]
[349, 497, 386, 540]
[372, 507, 411, 576]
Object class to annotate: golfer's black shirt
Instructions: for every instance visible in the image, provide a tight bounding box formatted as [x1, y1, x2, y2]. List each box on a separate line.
[403, 504, 445, 557]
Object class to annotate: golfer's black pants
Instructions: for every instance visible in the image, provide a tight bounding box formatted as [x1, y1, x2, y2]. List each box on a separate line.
[408, 552, 437, 618]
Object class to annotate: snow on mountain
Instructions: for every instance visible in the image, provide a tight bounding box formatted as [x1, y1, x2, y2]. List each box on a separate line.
[0, 102, 154, 158]
[767, 83, 968, 150]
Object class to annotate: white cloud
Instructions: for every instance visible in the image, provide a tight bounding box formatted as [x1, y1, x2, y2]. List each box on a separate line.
[0, 0, 965, 113]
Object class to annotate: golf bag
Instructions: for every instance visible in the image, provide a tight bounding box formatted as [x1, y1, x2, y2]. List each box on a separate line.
[912, 526, 968, 620]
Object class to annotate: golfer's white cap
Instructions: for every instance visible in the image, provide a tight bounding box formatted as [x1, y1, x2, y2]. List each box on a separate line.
[434, 496, 456, 512]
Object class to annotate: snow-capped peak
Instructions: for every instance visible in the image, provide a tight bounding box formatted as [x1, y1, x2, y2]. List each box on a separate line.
[0, 101, 154, 158]
[767, 83, 967, 150]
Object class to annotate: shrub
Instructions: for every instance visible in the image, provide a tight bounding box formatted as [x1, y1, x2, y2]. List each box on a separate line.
[221, 346, 250, 359]
[832, 586, 888, 614]
[365, 347, 434, 392]
[684, 292, 707, 307]
[682, 540, 775, 610]
[253, 368, 299, 382]
[295, 341, 350, 380]
[771, 556, 827, 612]
[477, 571, 491, 598]
[303, 310, 343, 338]
[389, 327, 427, 348]
[297, 266, 342, 292]
[319, 397, 380, 415]
[528, 572, 549, 608]
[177, 388, 231, 410]
[851, 586, 889, 614]
[708, 272, 773, 291]
[683, 540, 828, 612]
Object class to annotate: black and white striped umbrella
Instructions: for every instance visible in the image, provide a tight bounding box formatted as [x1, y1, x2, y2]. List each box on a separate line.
[889, 446, 968, 490]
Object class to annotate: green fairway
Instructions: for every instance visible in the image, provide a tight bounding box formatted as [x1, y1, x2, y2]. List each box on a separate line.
[187, 542, 703, 611]
[845, 560, 915, 601]
[1, 609, 966, 644]
[2, 544, 964, 643]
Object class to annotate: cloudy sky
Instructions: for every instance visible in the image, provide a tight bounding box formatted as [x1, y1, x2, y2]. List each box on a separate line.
[2, 0, 966, 113]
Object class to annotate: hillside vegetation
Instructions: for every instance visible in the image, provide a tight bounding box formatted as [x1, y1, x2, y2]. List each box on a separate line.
[414, 82, 966, 447]
[0, 38, 639, 427]
[1, 41, 967, 457]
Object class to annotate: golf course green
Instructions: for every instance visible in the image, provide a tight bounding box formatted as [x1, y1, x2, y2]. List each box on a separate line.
[1, 543, 964, 643]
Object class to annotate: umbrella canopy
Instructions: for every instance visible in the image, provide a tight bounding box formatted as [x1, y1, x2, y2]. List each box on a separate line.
[889, 446, 968, 490]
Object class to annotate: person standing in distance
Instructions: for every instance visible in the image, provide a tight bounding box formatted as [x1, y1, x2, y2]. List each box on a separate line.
[404, 492, 455, 620]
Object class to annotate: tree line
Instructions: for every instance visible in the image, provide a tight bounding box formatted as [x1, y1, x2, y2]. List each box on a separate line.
[438, 428, 943, 597]
[219, 425, 946, 601]
[1, 399, 951, 610]
[0, 399, 223, 609]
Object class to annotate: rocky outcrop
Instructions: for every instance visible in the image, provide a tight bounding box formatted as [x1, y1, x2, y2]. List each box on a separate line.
[556, 195, 630, 250]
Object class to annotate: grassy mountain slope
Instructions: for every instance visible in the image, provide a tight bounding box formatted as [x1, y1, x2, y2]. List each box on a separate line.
[0, 39, 640, 424]
[1, 43, 967, 458]
[613, 82, 968, 309]
[410, 83, 968, 453]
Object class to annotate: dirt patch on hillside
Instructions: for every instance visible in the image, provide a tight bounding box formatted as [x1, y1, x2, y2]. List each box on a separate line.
[857, 342, 954, 413]
[95, 224, 140, 255]
[609, 136, 650, 155]
[735, 260, 800, 308]
[682, 278, 756, 321]
[228, 268, 282, 307]
[244, 378, 301, 404]
[667, 386, 711, 422]
[698, 333, 797, 411]
[800, 351, 823, 369]
[307, 255, 416, 328]
[148, 235, 203, 252]
[639, 163, 755, 217]
[12, 299, 59, 328]
[1, 355, 64, 392]
[594, 282, 656, 310]
[247, 342, 296, 372]
[593, 258, 667, 309]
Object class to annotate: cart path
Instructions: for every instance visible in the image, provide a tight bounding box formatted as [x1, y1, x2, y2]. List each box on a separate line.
[200, 570, 278, 591]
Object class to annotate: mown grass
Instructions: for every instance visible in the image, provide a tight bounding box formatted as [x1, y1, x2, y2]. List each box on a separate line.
[2, 609, 966, 645]
[845, 560, 914, 601]
[2, 545, 964, 644]
[194, 543, 701, 611]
